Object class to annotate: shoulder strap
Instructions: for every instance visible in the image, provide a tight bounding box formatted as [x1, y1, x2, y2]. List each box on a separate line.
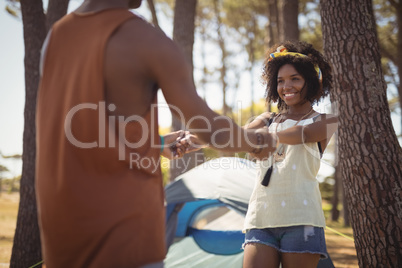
[266, 112, 276, 127]
[313, 113, 323, 157]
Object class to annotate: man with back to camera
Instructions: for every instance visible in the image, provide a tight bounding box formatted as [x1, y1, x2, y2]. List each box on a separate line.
[36, 0, 277, 267]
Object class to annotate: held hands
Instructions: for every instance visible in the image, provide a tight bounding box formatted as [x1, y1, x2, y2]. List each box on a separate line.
[161, 130, 207, 159]
[162, 128, 277, 160]
[249, 128, 278, 161]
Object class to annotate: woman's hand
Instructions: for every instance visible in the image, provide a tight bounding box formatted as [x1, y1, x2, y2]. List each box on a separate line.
[175, 131, 207, 156]
[161, 130, 207, 159]
[248, 128, 278, 161]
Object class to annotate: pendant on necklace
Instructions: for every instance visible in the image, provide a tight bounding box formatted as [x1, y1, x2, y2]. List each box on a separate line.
[274, 144, 286, 162]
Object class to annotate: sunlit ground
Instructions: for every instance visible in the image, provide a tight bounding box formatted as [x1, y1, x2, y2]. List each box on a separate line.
[0, 192, 18, 266]
[0, 193, 358, 267]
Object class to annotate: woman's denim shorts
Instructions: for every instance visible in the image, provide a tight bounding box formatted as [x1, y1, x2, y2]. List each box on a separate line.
[243, 225, 328, 259]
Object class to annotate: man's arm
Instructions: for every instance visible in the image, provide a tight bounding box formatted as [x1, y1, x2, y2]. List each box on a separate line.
[138, 21, 276, 155]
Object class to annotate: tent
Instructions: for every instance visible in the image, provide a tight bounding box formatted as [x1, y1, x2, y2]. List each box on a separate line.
[164, 157, 335, 267]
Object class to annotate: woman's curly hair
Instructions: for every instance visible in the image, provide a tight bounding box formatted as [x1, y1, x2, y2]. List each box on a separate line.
[262, 41, 333, 111]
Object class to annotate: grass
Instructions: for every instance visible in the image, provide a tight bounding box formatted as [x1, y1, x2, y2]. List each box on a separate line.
[0, 193, 359, 267]
[0, 192, 19, 265]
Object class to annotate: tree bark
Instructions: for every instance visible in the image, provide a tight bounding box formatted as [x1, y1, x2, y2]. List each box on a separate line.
[321, 0, 402, 267]
[213, 0, 229, 117]
[10, 0, 46, 266]
[342, 174, 351, 226]
[11, 0, 68, 266]
[147, 0, 161, 31]
[331, 165, 340, 221]
[46, 0, 69, 30]
[173, 0, 197, 68]
[331, 132, 340, 221]
[266, 0, 279, 48]
[278, 0, 299, 42]
[170, 0, 203, 180]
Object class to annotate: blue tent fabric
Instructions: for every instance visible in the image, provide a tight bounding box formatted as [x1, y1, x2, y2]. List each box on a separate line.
[167, 199, 245, 255]
[188, 227, 244, 255]
[165, 157, 257, 256]
[173, 200, 221, 237]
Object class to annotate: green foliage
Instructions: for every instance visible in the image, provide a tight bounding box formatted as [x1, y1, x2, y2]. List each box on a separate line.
[299, 1, 323, 52]
[374, 0, 399, 86]
[3, 176, 21, 193]
[0, 152, 21, 191]
[319, 176, 335, 202]
[155, 0, 174, 9]
[0, 165, 9, 173]
[222, 0, 268, 61]
[0, 153, 22, 159]
[154, 0, 175, 19]
[233, 98, 271, 126]
[5, 0, 20, 19]
[160, 156, 170, 186]
[201, 147, 221, 160]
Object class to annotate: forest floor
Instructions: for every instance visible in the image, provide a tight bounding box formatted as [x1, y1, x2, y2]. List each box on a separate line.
[0, 192, 358, 267]
[325, 221, 358, 267]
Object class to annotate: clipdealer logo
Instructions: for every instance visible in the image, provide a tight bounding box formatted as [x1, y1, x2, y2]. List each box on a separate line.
[63, 100, 338, 169]
[64, 101, 150, 161]
[64, 101, 255, 163]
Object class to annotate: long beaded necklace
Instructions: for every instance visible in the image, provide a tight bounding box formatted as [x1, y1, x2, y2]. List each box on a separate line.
[261, 108, 314, 187]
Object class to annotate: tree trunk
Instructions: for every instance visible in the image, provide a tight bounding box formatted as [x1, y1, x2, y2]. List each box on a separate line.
[213, 0, 229, 117]
[331, 165, 340, 221]
[173, 0, 197, 68]
[10, 0, 46, 266]
[331, 132, 340, 221]
[247, 17, 257, 117]
[199, 25, 208, 101]
[335, 132, 351, 226]
[278, 0, 299, 42]
[265, 0, 279, 48]
[147, 0, 162, 31]
[170, 0, 202, 181]
[11, 0, 68, 266]
[341, 175, 351, 226]
[46, 0, 69, 31]
[321, 0, 402, 267]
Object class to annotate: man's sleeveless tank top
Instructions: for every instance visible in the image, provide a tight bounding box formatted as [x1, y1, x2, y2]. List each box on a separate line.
[36, 9, 164, 267]
[244, 117, 326, 231]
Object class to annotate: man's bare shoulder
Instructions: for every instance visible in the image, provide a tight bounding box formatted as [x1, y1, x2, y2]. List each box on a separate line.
[110, 16, 176, 53]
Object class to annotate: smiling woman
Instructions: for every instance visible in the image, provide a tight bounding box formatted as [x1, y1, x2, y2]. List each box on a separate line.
[263, 42, 332, 112]
[277, 64, 307, 107]
[242, 41, 338, 268]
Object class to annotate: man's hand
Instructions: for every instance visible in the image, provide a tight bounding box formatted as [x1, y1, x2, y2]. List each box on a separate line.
[175, 131, 207, 156]
[161, 130, 206, 159]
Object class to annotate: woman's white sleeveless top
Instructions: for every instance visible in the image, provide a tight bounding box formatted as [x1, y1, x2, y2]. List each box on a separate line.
[243, 116, 326, 231]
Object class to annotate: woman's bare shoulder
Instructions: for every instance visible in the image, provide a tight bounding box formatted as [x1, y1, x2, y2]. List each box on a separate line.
[312, 112, 338, 122]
